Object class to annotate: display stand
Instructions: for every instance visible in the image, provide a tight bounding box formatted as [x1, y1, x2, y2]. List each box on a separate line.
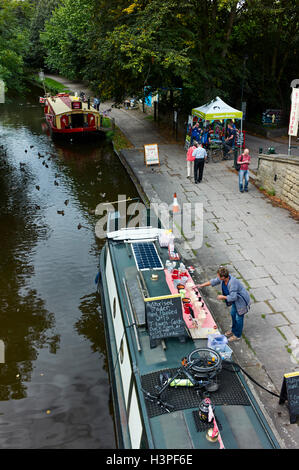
[279, 371, 299, 424]
[144, 144, 160, 166]
[164, 270, 219, 339]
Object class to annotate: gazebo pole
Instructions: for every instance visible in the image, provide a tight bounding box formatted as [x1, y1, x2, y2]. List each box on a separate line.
[240, 116, 243, 152]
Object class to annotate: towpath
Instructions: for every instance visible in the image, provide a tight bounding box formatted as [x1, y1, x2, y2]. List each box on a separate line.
[46, 75, 299, 448]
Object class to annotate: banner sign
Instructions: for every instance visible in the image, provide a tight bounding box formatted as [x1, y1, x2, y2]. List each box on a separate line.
[289, 88, 299, 136]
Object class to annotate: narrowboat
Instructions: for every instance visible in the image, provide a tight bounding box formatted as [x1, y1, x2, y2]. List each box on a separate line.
[97, 217, 280, 449]
[42, 93, 101, 136]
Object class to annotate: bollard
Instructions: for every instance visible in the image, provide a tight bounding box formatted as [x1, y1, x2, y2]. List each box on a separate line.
[233, 148, 238, 170]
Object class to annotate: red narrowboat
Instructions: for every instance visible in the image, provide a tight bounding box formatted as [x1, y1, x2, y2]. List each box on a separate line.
[42, 93, 101, 136]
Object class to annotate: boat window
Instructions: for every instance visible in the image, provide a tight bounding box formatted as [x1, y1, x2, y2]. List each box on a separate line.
[113, 297, 116, 318]
[119, 338, 124, 364]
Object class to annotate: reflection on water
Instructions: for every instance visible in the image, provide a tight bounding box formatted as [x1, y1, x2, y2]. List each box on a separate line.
[0, 88, 138, 448]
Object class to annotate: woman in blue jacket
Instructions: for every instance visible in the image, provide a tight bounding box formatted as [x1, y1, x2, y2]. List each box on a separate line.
[198, 266, 250, 342]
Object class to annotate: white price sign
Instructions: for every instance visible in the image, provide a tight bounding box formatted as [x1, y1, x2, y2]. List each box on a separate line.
[144, 143, 160, 166]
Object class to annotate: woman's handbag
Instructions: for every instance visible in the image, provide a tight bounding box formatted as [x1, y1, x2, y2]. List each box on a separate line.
[236, 292, 250, 315]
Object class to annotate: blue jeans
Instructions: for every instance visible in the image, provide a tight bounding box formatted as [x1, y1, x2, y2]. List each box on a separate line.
[239, 169, 249, 191]
[230, 303, 244, 338]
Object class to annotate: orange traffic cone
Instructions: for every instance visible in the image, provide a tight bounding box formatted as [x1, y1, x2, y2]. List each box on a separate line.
[172, 193, 180, 213]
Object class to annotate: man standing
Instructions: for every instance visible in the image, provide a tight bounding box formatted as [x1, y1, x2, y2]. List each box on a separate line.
[237, 148, 251, 192]
[201, 127, 211, 150]
[223, 123, 236, 157]
[197, 266, 250, 342]
[192, 142, 207, 184]
[191, 122, 201, 145]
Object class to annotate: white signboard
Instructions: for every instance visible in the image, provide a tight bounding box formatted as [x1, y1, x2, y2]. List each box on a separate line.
[144, 144, 160, 166]
[289, 88, 299, 136]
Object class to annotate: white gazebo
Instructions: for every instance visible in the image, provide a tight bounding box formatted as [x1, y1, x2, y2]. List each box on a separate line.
[192, 96, 242, 120]
[192, 96, 244, 148]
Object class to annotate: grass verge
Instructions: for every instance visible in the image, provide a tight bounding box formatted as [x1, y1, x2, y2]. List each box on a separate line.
[36, 76, 72, 94]
[109, 127, 134, 153]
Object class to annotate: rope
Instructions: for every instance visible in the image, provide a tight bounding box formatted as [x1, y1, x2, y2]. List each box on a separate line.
[223, 360, 280, 398]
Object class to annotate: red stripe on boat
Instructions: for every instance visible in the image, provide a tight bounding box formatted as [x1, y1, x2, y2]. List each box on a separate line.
[59, 95, 72, 108]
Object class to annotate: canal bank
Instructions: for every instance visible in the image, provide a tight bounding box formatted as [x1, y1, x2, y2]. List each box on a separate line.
[45, 75, 299, 448]
[110, 111, 299, 450]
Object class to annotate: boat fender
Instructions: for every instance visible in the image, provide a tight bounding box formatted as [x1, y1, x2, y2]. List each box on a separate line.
[169, 378, 193, 387]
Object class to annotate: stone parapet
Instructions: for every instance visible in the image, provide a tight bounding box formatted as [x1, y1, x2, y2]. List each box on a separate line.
[256, 154, 299, 211]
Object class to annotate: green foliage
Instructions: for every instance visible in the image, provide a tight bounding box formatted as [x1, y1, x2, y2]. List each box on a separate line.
[1, 0, 298, 116]
[0, 0, 33, 94]
[26, 0, 59, 69]
[86, 0, 193, 102]
[40, 0, 94, 79]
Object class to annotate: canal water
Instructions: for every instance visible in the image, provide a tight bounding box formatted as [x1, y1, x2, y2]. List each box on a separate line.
[0, 88, 139, 448]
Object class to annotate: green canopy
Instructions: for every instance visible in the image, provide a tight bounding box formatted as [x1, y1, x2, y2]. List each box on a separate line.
[192, 96, 243, 120]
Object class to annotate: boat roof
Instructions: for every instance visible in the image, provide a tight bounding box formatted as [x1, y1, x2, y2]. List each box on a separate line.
[101, 227, 280, 449]
[46, 94, 99, 116]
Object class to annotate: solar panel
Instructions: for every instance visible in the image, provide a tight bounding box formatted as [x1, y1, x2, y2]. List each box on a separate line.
[131, 242, 164, 271]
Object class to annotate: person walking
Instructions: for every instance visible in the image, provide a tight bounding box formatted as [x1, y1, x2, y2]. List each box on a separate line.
[186, 142, 196, 179]
[192, 142, 207, 184]
[237, 148, 251, 192]
[197, 266, 250, 342]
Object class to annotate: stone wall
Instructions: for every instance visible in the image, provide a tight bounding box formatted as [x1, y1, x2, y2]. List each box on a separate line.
[256, 154, 299, 211]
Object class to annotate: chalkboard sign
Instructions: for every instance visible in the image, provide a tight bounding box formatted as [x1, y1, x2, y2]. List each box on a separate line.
[279, 371, 299, 424]
[145, 294, 187, 347]
[144, 144, 160, 166]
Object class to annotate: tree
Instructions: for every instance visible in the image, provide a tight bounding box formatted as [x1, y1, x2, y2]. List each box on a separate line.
[82, 0, 251, 108]
[26, 0, 60, 70]
[25, 0, 299, 117]
[40, 0, 94, 79]
[0, 0, 33, 94]
[85, 0, 193, 102]
[231, 0, 299, 114]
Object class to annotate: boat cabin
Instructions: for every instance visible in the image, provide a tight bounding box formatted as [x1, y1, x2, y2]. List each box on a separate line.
[44, 93, 100, 133]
